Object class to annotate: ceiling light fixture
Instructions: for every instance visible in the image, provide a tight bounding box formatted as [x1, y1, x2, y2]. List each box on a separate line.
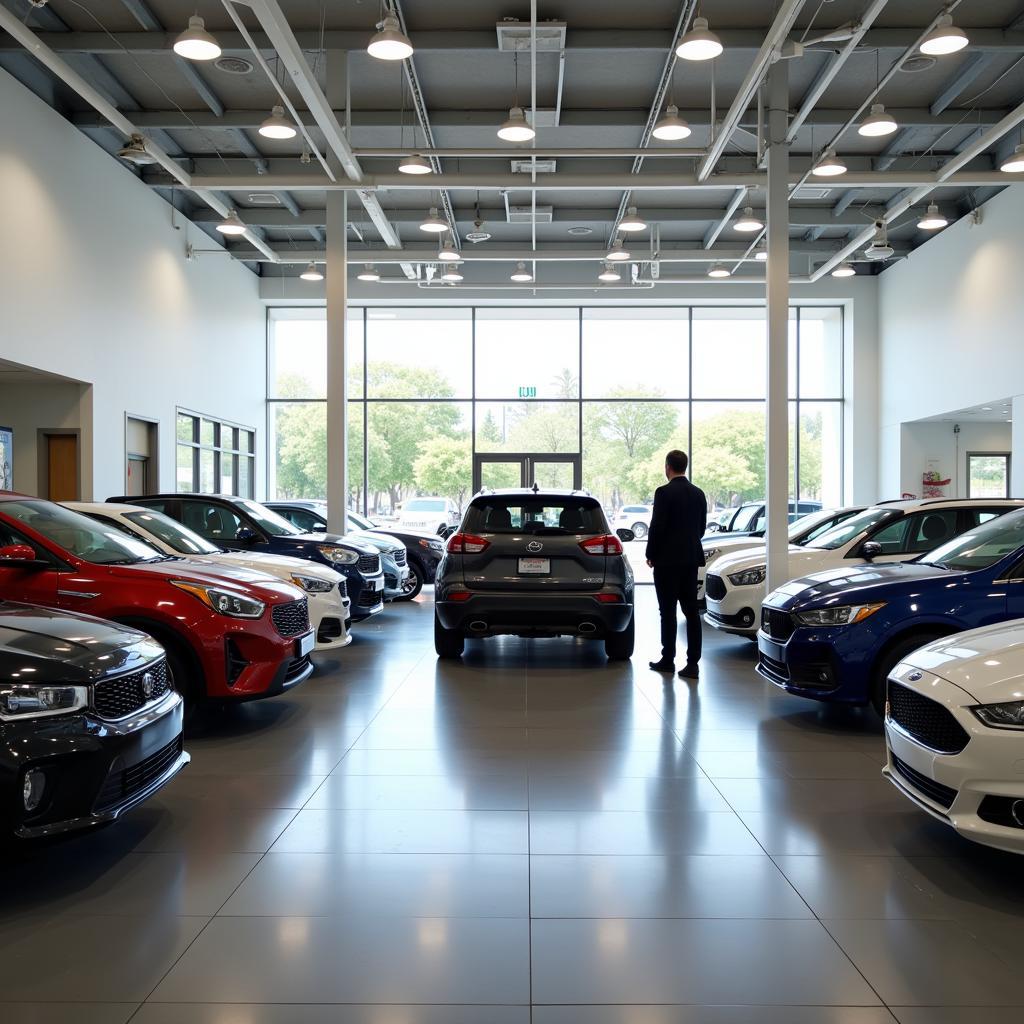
[858, 103, 898, 137]
[437, 237, 460, 261]
[1000, 144, 1024, 173]
[864, 222, 894, 261]
[707, 263, 731, 278]
[510, 261, 533, 282]
[831, 263, 856, 278]
[919, 14, 969, 56]
[441, 267, 463, 283]
[606, 239, 631, 262]
[367, 13, 413, 61]
[357, 264, 381, 282]
[258, 105, 297, 140]
[652, 104, 692, 141]
[215, 209, 246, 236]
[618, 207, 647, 232]
[116, 134, 156, 165]
[299, 262, 323, 281]
[419, 207, 448, 233]
[734, 207, 764, 232]
[173, 15, 221, 60]
[497, 106, 535, 143]
[676, 17, 723, 61]
[812, 149, 848, 177]
[917, 203, 949, 230]
[598, 264, 622, 282]
[398, 153, 432, 175]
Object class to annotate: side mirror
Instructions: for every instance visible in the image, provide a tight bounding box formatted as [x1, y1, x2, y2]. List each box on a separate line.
[616, 528, 636, 544]
[0, 543, 44, 568]
[235, 527, 259, 544]
[860, 540, 883, 560]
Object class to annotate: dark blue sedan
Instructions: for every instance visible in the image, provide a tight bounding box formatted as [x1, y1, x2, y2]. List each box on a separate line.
[108, 494, 385, 621]
[756, 507, 1024, 715]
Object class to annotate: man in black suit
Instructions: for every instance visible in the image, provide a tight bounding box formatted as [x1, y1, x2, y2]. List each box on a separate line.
[645, 449, 708, 679]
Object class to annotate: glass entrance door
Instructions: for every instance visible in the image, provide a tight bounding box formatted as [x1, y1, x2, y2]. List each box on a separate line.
[473, 453, 582, 493]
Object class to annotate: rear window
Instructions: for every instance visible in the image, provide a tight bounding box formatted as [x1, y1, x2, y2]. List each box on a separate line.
[464, 497, 607, 535]
[406, 499, 445, 512]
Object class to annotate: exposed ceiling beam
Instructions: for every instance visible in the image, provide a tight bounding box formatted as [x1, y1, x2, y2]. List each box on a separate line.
[930, 53, 995, 116]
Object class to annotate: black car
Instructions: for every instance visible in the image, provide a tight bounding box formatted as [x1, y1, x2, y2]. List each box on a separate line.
[267, 500, 445, 599]
[0, 601, 188, 840]
[434, 489, 635, 660]
[108, 494, 386, 621]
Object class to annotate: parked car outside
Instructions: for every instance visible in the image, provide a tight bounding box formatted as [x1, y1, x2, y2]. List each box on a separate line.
[1, 601, 188, 840]
[0, 496, 314, 706]
[705, 500, 823, 536]
[708, 499, 1018, 641]
[434, 489, 635, 660]
[611, 504, 653, 539]
[884, 620, 1024, 855]
[755, 502, 1024, 714]
[66, 502, 351, 651]
[398, 496, 461, 536]
[108, 494, 385, 622]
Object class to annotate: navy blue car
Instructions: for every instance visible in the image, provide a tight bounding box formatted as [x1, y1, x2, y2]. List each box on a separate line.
[757, 507, 1024, 715]
[108, 494, 385, 621]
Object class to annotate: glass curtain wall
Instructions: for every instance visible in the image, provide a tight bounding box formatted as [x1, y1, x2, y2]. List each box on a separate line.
[267, 306, 844, 517]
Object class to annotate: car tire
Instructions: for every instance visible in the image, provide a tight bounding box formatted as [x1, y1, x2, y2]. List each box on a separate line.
[397, 560, 425, 602]
[869, 632, 947, 717]
[434, 613, 465, 658]
[631, 522, 648, 539]
[605, 612, 635, 660]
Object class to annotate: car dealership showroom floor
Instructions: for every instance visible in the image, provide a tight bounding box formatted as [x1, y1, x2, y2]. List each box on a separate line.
[5, 589, 1024, 1023]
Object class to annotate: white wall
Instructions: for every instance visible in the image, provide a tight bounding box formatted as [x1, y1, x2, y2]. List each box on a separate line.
[878, 184, 1024, 496]
[0, 69, 266, 500]
[899, 420, 1011, 499]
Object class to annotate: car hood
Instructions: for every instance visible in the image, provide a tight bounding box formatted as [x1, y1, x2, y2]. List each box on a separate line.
[107, 559, 306, 602]
[899, 620, 1024, 701]
[348, 530, 404, 555]
[0, 601, 163, 685]
[372, 526, 439, 544]
[177, 551, 343, 584]
[703, 536, 766, 557]
[763, 560, 957, 612]
[291, 531, 380, 555]
[708, 544, 806, 575]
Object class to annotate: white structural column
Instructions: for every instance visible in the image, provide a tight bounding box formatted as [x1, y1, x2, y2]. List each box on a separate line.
[1011, 396, 1024, 498]
[765, 62, 790, 592]
[325, 51, 348, 535]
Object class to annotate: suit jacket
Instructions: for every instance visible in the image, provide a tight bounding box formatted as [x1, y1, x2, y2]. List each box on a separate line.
[644, 476, 708, 567]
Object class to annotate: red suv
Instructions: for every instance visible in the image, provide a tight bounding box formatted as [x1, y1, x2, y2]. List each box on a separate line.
[0, 495, 314, 705]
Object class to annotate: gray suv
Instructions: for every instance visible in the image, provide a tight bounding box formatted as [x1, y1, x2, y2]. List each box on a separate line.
[433, 488, 635, 660]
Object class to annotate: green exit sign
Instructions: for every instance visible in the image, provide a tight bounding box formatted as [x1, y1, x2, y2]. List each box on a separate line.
[518, 386, 536, 398]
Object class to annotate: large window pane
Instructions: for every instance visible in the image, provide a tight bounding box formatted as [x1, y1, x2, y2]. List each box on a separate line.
[176, 445, 194, 491]
[582, 309, 688, 398]
[798, 402, 843, 506]
[268, 309, 363, 399]
[475, 402, 579, 453]
[475, 309, 579, 399]
[799, 307, 843, 398]
[199, 449, 215, 492]
[691, 402, 765, 509]
[692, 308, 766, 399]
[366, 308, 471, 399]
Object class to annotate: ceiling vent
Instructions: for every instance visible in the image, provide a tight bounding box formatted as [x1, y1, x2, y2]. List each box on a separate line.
[247, 193, 282, 205]
[567, 226, 593, 236]
[511, 158, 556, 173]
[214, 56, 254, 75]
[792, 187, 832, 200]
[900, 55, 936, 73]
[496, 19, 566, 52]
[507, 205, 553, 223]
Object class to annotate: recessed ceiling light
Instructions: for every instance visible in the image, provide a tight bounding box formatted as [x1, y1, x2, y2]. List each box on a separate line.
[419, 208, 448, 233]
[173, 16, 221, 61]
[734, 207, 764, 232]
[812, 150, 848, 177]
[858, 103, 898, 138]
[497, 106, 535, 142]
[398, 153, 432, 175]
[258, 105, 297, 140]
[216, 209, 246, 236]
[920, 14, 969, 56]
[619, 207, 647, 232]
[917, 203, 949, 230]
[299, 262, 323, 281]
[676, 17, 723, 61]
[510, 261, 533, 282]
[652, 104, 692, 141]
[367, 13, 413, 60]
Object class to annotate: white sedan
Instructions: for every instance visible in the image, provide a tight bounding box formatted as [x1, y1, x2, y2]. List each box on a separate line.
[884, 621, 1024, 855]
[66, 502, 352, 651]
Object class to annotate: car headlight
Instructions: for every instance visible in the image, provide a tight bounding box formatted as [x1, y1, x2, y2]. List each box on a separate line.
[317, 544, 358, 565]
[0, 683, 88, 721]
[972, 701, 1024, 730]
[291, 574, 334, 594]
[171, 580, 265, 618]
[420, 538, 444, 553]
[728, 565, 766, 587]
[795, 602, 886, 627]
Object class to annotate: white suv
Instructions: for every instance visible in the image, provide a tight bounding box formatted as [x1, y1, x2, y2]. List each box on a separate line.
[611, 504, 653, 539]
[398, 496, 460, 535]
[704, 499, 1022, 638]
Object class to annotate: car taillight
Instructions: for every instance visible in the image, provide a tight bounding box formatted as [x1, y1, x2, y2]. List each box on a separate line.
[580, 534, 623, 556]
[596, 593, 623, 603]
[448, 590, 472, 602]
[446, 532, 491, 554]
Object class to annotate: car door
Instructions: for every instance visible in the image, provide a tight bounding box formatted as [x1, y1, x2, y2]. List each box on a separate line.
[286, 508, 326, 533]
[859, 509, 960, 563]
[178, 498, 257, 551]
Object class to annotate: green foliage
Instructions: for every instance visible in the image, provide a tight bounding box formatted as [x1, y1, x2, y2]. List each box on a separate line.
[413, 437, 473, 509]
[692, 408, 766, 506]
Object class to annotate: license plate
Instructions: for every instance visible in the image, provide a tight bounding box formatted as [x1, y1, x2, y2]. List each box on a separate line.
[518, 557, 550, 574]
[758, 635, 785, 663]
[297, 631, 315, 657]
[369, 576, 384, 591]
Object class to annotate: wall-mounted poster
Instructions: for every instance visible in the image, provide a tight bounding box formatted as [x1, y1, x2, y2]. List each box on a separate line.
[922, 458, 950, 499]
[0, 426, 11, 491]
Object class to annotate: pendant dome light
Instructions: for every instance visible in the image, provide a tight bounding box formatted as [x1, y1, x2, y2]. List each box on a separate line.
[173, 15, 221, 61]
[864, 222, 894, 261]
[441, 267, 464, 283]
[618, 207, 647, 232]
[812, 149, 848, 177]
[357, 265, 381, 282]
[300, 262, 324, 281]
[858, 103, 898, 137]
[606, 238, 631, 262]
[598, 264, 622, 282]
[831, 263, 856, 278]
[734, 207, 764, 232]
[117, 134, 156, 165]
[676, 17, 723, 61]
[258, 105, 297, 140]
[498, 51, 536, 142]
[652, 104, 692, 141]
[754, 243, 768, 262]
[437, 237, 460, 261]
[707, 263, 731, 278]
[919, 14, 969, 56]
[367, 13, 413, 61]
[917, 203, 949, 230]
[216, 209, 246, 236]
[398, 153, 432, 175]
[1000, 144, 1024, 173]
[510, 262, 533, 282]
[419, 207, 448, 233]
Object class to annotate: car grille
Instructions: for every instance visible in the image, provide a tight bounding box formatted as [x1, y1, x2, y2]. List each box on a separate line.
[93, 735, 183, 812]
[358, 587, 382, 607]
[284, 654, 311, 683]
[358, 553, 381, 575]
[761, 607, 795, 642]
[758, 653, 789, 684]
[887, 681, 970, 755]
[272, 598, 310, 638]
[705, 574, 727, 601]
[393, 549, 407, 566]
[92, 659, 171, 720]
[891, 754, 958, 810]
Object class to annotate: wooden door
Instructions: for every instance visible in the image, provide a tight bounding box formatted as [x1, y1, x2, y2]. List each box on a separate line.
[46, 434, 78, 501]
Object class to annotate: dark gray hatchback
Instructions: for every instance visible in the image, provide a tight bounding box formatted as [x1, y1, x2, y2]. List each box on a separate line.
[433, 489, 635, 660]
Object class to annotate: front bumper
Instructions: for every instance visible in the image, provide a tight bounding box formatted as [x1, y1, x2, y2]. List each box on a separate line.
[3, 691, 188, 839]
[704, 588, 760, 637]
[308, 587, 352, 651]
[436, 590, 633, 638]
[755, 621, 866, 703]
[382, 555, 412, 600]
[348, 570, 385, 621]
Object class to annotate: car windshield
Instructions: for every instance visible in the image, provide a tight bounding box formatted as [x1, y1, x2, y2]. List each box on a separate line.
[406, 499, 445, 512]
[3, 500, 163, 565]
[924, 508, 1024, 571]
[728, 505, 761, 532]
[124, 509, 220, 556]
[237, 500, 302, 536]
[347, 509, 374, 530]
[791, 508, 858, 544]
[464, 497, 607, 535]
[805, 507, 898, 550]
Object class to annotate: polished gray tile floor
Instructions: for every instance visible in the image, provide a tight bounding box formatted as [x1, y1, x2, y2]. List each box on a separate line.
[6, 589, 1024, 1022]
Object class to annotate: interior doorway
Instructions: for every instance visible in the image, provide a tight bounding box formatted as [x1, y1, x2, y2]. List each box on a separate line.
[45, 433, 78, 501]
[473, 453, 582, 493]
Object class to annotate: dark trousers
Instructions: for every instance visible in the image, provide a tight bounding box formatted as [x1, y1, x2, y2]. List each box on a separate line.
[652, 563, 702, 665]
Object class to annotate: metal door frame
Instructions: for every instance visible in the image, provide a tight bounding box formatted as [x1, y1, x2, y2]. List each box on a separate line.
[473, 452, 582, 493]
